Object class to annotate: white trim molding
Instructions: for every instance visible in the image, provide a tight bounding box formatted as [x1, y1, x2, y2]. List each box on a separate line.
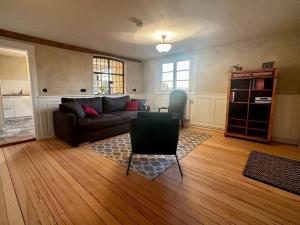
[0, 38, 41, 138]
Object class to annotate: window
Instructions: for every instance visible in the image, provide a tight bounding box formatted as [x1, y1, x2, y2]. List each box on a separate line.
[161, 60, 190, 91]
[93, 57, 124, 95]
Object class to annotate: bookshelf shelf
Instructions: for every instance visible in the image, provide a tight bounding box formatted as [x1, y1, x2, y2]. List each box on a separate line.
[225, 68, 278, 143]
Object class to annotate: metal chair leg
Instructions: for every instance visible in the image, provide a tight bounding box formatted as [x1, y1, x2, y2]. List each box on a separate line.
[126, 153, 133, 175]
[182, 119, 184, 128]
[175, 154, 183, 178]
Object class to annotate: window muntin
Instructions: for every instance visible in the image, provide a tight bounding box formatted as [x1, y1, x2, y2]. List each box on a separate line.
[161, 60, 190, 91]
[93, 57, 124, 95]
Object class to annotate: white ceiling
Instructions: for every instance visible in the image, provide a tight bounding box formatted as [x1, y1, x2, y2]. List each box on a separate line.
[0, 47, 27, 58]
[0, 0, 300, 60]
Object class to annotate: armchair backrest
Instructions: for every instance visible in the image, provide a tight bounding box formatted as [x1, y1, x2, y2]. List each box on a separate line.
[168, 90, 187, 119]
[130, 112, 179, 155]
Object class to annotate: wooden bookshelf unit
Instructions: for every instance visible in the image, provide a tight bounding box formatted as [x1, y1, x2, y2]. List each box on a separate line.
[225, 68, 278, 143]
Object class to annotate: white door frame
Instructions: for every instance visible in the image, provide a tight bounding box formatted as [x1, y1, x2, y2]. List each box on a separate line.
[0, 38, 41, 139]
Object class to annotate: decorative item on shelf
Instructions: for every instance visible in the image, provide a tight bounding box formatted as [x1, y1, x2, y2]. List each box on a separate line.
[230, 91, 235, 102]
[230, 64, 243, 71]
[132, 89, 137, 92]
[18, 89, 23, 95]
[255, 79, 265, 90]
[262, 61, 274, 69]
[254, 97, 272, 104]
[42, 88, 47, 93]
[156, 34, 172, 53]
[80, 89, 86, 93]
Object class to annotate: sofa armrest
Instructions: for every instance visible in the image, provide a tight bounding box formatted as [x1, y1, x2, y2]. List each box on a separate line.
[53, 111, 78, 146]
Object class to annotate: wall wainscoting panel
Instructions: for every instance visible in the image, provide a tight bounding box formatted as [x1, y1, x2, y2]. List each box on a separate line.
[36, 94, 299, 146]
[142, 93, 300, 145]
[37, 96, 64, 138]
[142, 93, 227, 130]
[272, 94, 300, 145]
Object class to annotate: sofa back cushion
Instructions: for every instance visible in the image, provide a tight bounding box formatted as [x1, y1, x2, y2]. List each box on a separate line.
[60, 101, 86, 118]
[103, 95, 130, 113]
[61, 97, 103, 114]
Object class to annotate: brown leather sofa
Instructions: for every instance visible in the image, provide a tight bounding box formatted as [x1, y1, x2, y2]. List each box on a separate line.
[53, 95, 147, 146]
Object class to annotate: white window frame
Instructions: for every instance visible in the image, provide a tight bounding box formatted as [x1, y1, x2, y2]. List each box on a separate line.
[160, 58, 191, 92]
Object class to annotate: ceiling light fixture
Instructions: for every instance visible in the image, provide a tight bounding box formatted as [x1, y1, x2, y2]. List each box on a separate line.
[156, 34, 172, 53]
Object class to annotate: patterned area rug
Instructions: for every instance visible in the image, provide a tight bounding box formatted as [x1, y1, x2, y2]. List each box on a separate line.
[90, 130, 210, 179]
[243, 151, 300, 195]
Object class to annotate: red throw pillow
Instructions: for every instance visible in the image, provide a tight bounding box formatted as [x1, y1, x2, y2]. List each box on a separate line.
[125, 100, 139, 111]
[81, 105, 101, 117]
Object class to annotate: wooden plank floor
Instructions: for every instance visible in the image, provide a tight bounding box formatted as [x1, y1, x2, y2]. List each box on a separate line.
[0, 128, 299, 225]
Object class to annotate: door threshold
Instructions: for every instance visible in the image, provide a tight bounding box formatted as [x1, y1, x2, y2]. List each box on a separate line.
[0, 138, 36, 148]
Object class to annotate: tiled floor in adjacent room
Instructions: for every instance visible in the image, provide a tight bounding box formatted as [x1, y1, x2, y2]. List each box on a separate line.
[0, 116, 35, 146]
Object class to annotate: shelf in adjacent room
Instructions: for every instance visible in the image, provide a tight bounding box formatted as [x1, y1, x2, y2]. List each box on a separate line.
[248, 119, 268, 123]
[229, 125, 246, 129]
[231, 102, 248, 104]
[231, 89, 249, 91]
[247, 127, 267, 131]
[251, 89, 272, 91]
[249, 102, 271, 105]
[229, 118, 246, 121]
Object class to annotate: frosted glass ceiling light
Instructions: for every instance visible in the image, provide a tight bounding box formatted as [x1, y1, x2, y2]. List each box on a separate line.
[156, 35, 172, 53]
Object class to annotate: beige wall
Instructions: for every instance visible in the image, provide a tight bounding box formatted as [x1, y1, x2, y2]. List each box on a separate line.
[34, 44, 142, 96]
[0, 54, 31, 94]
[0, 55, 28, 81]
[142, 31, 300, 95]
[35, 44, 93, 95]
[125, 61, 142, 94]
[0, 37, 143, 96]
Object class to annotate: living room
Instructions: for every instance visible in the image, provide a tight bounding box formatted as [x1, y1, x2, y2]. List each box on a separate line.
[0, 0, 299, 225]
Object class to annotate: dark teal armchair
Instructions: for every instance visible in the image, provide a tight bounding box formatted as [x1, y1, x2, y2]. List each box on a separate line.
[127, 112, 183, 177]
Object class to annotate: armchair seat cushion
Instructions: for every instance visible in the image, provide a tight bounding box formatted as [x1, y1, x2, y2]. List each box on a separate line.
[77, 114, 121, 132]
[109, 111, 138, 123]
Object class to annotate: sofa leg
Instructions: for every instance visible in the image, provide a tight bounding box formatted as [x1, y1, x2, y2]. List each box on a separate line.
[126, 153, 133, 175]
[175, 154, 183, 178]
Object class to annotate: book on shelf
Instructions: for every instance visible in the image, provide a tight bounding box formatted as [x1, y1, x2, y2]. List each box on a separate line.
[254, 97, 272, 104]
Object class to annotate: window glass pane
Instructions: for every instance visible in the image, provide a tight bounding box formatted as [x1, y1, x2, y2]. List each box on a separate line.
[176, 81, 189, 90]
[176, 70, 189, 80]
[161, 81, 173, 90]
[177, 60, 189, 71]
[93, 57, 124, 94]
[162, 63, 173, 72]
[100, 59, 109, 73]
[162, 72, 173, 81]
[109, 60, 123, 75]
[110, 75, 124, 94]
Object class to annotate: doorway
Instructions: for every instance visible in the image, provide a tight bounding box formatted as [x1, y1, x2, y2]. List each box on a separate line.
[0, 47, 36, 146]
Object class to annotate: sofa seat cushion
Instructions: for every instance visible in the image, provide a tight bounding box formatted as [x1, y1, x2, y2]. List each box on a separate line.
[77, 114, 121, 132]
[109, 111, 138, 123]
